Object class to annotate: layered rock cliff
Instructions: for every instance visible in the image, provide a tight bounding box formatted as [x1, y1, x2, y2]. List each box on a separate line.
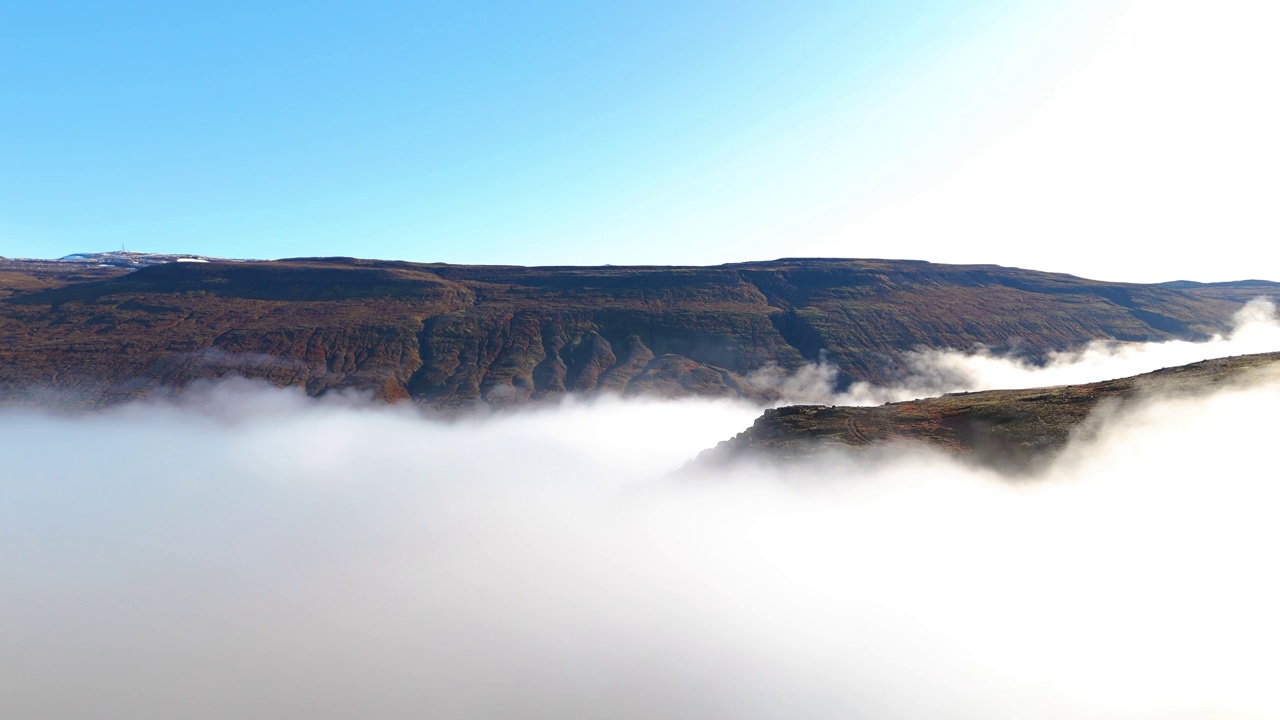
[0, 255, 1268, 408]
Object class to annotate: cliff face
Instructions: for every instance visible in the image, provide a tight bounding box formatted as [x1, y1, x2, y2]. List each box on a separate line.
[694, 352, 1280, 473]
[0, 256, 1259, 408]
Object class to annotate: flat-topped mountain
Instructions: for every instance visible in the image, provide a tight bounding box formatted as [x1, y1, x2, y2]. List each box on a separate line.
[1156, 279, 1280, 303]
[695, 352, 1280, 473]
[0, 255, 1267, 408]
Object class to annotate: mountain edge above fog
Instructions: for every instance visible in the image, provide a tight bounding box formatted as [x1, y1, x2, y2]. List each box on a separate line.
[692, 351, 1280, 474]
[2, 254, 1277, 409]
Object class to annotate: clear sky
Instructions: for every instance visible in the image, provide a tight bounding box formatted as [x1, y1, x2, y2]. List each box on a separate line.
[3, 1, 1276, 282]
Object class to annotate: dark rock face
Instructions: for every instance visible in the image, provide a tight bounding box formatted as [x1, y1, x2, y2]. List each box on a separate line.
[0, 255, 1256, 408]
[695, 352, 1280, 473]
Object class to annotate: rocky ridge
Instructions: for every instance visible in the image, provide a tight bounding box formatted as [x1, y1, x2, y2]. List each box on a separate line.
[694, 351, 1280, 473]
[0, 254, 1273, 408]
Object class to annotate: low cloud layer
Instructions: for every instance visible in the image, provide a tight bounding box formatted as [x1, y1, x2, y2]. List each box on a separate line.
[758, 297, 1280, 406]
[4, 347, 1280, 717]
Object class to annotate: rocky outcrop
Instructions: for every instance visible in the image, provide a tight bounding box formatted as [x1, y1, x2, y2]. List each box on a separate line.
[693, 352, 1280, 473]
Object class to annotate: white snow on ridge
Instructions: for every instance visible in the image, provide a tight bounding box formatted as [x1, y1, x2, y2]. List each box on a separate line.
[32, 251, 245, 267]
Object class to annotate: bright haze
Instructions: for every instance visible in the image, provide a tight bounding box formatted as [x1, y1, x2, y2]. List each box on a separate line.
[3, 1, 1277, 282]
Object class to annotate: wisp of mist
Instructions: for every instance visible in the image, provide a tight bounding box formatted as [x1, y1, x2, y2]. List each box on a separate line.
[3, 300, 1279, 719]
[754, 297, 1280, 405]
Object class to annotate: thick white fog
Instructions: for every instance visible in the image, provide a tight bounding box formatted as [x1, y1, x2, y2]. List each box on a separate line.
[3, 302, 1280, 719]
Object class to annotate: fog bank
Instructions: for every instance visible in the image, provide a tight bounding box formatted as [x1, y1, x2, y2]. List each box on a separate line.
[4, 361, 1280, 718]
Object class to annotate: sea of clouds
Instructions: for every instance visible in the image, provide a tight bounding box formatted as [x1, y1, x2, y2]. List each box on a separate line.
[3, 300, 1280, 719]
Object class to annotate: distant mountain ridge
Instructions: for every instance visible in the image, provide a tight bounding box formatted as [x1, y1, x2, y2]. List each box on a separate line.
[0, 255, 1270, 408]
[2, 250, 238, 268]
[1155, 279, 1280, 303]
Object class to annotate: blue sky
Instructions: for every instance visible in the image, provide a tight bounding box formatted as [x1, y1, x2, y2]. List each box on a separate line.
[3, 2, 1277, 281]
